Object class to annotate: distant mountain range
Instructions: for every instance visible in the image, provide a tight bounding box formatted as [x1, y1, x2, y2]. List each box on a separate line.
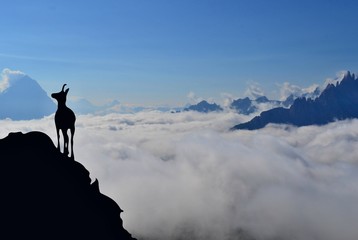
[2, 69, 354, 126]
[0, 72, 181, 119]
[183, 95, 298, 114]
[0, 74, 56, 120]
[232, 71, 358, 130]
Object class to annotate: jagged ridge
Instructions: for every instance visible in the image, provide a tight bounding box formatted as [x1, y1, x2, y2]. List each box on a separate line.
[232, 71, 358, 130]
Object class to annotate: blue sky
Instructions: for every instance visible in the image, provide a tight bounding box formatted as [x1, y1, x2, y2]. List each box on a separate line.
[0, 0, 358, 105]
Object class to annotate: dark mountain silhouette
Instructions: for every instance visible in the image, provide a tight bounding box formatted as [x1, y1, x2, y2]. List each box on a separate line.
[230, 96, 282, 115]
[0, 131, 137, 240]
[0, 73, 56, 120]
[255, 96, 270, 103]
[230, 97, 257, 114]
[184, 100, 223, 113]
[232, 71, 358, 130]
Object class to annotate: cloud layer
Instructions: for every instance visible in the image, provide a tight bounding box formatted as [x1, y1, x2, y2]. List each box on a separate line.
[1, 111, 358, 240]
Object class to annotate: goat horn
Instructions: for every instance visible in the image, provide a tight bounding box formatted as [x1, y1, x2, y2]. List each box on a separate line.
[62, 84, 67, 92]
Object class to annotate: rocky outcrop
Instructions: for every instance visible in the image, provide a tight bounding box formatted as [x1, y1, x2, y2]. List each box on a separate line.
[0, 131, 136, 240]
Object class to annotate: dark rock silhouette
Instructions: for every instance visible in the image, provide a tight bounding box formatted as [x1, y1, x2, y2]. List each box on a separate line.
[232, 71, 358, 130]
[184, 100, 223, 113]
[230, 97, 257, 114]
[254, 96, 270, 103]
[0, 72, 56, 120]
[230, 96, 282, 115]
[0, 131, 136, 240]
[52, 84, 76, 159]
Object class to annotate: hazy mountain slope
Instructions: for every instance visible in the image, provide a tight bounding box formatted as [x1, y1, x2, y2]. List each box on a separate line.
[0, 74, 55, 120]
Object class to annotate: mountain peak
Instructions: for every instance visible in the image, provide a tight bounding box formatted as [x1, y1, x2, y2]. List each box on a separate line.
[343, 70, 353, 78]
[0, 68, 27, 92]
[184, 100, 223, 113]
[255, 96, 269, 103]
[0, 69, 56, 120]
[341, 70, 356, 82]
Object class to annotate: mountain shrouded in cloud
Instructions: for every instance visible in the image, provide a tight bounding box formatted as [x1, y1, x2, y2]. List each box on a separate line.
[278, 82, 321, 102]
[232, 71, 358, 130]
[184, 100, 223, 113]
[183, 96, 289, 115]
[230, 96, 282, 115]
[0, 69, 56, 120]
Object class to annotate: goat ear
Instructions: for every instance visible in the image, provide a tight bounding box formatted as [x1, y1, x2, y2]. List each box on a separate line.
[65, 88, 69, 94]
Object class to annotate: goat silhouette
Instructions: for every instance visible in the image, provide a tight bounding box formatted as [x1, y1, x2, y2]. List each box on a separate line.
[51, 84, 76, 159]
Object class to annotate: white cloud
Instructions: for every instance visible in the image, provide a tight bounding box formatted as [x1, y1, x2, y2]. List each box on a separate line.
[186, 91, 204, 105]
[1, 112, 358, 240]
[0, 68, 27, 92]
[244, 83, 265, 99]
[220, 92, 236, 108]
[279, 82, 320, 101]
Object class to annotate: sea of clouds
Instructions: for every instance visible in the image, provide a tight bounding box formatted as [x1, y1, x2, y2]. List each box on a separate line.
[1, 111, 358, 240]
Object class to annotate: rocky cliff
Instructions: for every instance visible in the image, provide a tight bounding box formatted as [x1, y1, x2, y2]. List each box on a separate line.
[0, 131, 137, 240]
